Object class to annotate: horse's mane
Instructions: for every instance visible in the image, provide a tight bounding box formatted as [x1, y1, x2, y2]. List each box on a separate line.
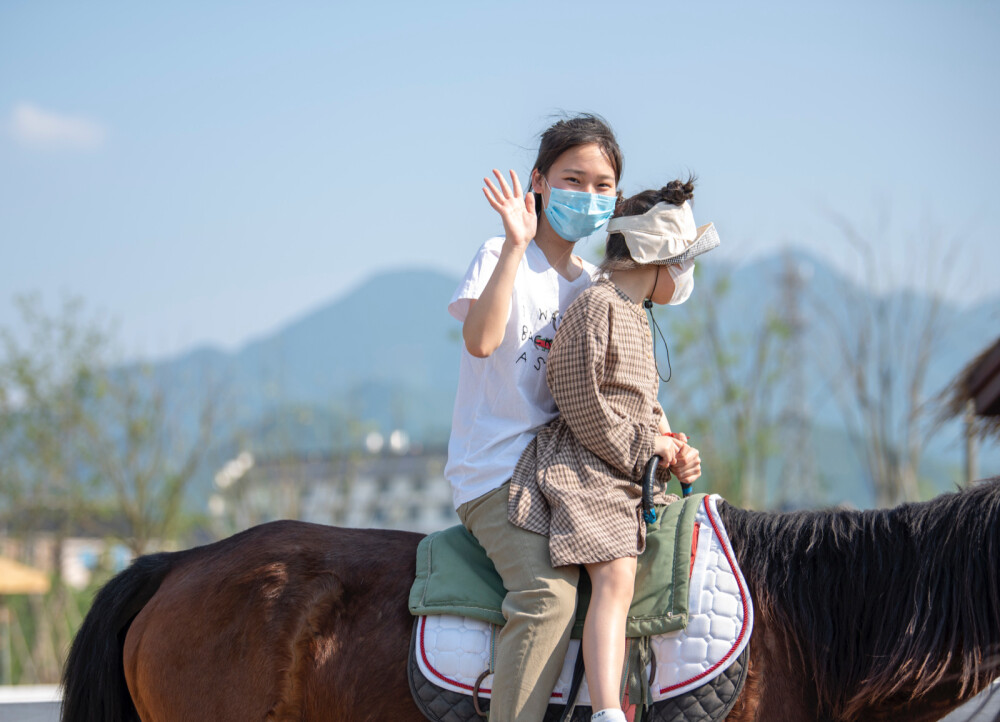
[719, 479, 1000, 720]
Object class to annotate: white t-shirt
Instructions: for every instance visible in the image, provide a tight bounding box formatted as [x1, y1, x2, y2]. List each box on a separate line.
[445, 237, 598, 508]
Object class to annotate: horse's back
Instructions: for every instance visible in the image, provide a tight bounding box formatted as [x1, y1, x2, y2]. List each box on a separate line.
[124, 521, 426, 721]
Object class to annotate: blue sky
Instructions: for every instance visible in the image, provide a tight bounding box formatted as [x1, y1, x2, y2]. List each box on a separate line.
[1, 1, 998, 360]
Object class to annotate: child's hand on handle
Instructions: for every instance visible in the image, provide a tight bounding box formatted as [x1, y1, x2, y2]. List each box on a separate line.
[659, 432, 701, 496]
[483, 169, 537, 251]
[668, 434, 702, 487]
[653, 434, 683, 467]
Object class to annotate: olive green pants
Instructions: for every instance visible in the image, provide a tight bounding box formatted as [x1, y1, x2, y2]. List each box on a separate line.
[457, 482, 580, 722]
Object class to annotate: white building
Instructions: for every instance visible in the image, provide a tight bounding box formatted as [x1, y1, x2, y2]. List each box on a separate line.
[210, 444, 457, 535]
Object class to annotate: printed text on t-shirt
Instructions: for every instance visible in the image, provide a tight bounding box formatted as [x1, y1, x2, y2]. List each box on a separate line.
[515, 307, 560, 371]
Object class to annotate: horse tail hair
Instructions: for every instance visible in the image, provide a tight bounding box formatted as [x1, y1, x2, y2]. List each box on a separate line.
[60, 552, 175, 722]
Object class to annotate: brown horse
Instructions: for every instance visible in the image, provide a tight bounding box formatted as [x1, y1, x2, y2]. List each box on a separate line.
[61, 480, 1000, 722]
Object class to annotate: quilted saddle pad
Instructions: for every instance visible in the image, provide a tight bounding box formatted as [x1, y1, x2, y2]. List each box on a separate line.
[414, 494, 752, 704]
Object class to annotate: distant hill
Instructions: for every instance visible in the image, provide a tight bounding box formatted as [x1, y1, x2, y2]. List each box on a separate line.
[148, 254, 999, 509]
[153, 268, 463, 445]
[662, 250, 1000, 427]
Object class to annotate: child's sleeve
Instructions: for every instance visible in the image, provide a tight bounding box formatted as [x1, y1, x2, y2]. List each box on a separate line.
[448, 238, 503, 322]
[652, 402, 666, 428]
[547, 296, 656, 480]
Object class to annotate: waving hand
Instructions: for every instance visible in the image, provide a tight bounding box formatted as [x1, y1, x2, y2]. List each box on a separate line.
[483, 169, 537, 249]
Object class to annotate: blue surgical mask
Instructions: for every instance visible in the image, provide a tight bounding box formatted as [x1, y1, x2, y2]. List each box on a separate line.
[542, 178, 616, 242]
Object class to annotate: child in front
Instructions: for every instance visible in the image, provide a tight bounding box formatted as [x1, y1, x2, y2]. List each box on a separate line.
[508, 179, 715, 722]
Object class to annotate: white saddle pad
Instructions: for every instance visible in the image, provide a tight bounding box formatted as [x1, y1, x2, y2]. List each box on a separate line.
[415, 494, 753, 704]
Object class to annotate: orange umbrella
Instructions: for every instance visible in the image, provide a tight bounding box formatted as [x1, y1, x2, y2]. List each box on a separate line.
[0, 556, 50, 595]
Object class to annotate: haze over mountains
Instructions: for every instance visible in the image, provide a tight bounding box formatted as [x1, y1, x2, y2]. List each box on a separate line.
[149, 250, 999, 509]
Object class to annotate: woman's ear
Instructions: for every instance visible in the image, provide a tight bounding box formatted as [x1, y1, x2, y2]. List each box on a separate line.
[530, 169, 545, 195]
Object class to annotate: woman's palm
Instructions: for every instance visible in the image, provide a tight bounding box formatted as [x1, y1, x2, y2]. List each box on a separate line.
[483, 169, 537, 248]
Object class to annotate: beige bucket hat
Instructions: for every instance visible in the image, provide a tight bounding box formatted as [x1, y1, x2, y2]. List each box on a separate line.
[606, 200, 720, 265]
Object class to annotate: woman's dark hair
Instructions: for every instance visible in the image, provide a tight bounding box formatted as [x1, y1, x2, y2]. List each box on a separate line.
[601, 176, 696, 272]
[531, 114, 623, 217]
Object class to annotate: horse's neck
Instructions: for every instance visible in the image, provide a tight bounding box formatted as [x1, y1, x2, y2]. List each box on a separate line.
[720, 491, 1000, 721]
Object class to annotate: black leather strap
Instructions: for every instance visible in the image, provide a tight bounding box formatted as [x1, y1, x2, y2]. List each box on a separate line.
[558, 645, 587, 722]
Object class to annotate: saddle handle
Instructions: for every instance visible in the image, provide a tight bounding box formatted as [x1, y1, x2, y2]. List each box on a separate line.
[640, 456, 693, 525]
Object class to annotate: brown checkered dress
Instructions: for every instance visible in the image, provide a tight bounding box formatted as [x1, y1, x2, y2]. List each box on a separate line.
[508, 278, 677, 567]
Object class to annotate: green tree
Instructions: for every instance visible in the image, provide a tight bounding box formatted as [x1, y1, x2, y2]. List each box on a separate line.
[0, 296, 107, 546]
[80, 365, 216, 556]
[660, 270, 791, 508]
[812, 213, 954, 506]
[0, 295, 107, 681]
[0, 295, 217, 680]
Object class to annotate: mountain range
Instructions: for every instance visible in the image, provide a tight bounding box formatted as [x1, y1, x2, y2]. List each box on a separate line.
[148, 250, 1000, 509]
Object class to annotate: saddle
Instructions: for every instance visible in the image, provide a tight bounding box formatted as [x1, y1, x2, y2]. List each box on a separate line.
[407, 494, 752, 722]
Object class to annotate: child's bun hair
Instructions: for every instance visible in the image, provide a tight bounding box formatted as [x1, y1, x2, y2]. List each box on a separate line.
[657, 178, 695, 207]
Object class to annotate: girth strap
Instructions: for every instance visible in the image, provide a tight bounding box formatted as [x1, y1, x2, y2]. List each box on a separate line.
[558, 646, 587, 722]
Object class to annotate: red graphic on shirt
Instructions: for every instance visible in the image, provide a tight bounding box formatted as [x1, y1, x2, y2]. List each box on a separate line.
[533, 336, 553, 352]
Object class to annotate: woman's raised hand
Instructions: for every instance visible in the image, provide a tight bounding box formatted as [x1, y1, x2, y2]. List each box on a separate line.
[483, 169, 537, 250]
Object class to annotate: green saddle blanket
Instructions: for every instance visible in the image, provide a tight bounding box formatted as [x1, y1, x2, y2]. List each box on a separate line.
[408, 493, 706, 639]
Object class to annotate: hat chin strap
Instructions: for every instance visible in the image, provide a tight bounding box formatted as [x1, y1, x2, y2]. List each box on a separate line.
[643, 266, 660, 310]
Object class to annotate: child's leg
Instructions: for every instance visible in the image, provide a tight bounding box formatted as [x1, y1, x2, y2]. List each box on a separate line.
[582, 556, 637, 714]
